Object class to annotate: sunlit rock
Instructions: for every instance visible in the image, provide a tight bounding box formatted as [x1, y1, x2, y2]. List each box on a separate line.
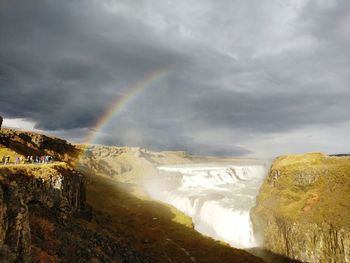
[252, 152, 350, 262]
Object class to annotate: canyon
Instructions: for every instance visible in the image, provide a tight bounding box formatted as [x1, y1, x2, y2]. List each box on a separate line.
[1, 127, 350, 262]
[0, 129, 264, 263]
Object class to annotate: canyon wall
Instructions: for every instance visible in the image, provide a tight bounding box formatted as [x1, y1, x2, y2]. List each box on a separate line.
[251, 152, 350, 263]
[0, 165, 86, 262]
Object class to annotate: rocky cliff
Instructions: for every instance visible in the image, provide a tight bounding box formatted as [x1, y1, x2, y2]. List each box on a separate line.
[0, 129, 153, 263]
[251, 152, 350, 263]
[0, 164, 86, 262]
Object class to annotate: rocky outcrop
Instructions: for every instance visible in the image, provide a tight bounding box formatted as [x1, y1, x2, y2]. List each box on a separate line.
[0, 116, 3, 130]
[0, 128, 79, 163]
[251, 153, 350, 263]
[0, 165, 86, 262]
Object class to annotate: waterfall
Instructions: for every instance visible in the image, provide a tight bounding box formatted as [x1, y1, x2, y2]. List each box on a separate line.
[146, 163, 268, 248]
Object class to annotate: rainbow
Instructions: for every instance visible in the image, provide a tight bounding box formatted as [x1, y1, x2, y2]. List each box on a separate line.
[84, 69, 168, 145]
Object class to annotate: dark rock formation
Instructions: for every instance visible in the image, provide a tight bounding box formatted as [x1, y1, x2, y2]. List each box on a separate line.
[0, 165, 86, 262]
[251, 153, 350, 263]
[0, 116, 2, 130]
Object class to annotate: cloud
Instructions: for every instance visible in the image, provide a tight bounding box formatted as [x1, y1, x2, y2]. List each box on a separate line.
[1, 0, 349, 157]
[2, 118, 38, 131]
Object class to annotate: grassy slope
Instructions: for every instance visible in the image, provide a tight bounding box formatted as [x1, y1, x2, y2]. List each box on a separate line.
[0, 147, 24, 160]
[0, 162, 69, 178]
[0, 145, 69, 179]
[86, 173, 263, 263]
[255, 152, 350, 226]
[77, 145, 268, 262]
[0, 128, 79, 165]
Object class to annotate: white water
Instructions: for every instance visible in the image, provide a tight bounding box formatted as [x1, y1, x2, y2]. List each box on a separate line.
[146, 163, 268, 248]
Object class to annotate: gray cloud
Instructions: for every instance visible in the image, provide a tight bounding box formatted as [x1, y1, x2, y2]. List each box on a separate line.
[1, 0, 350, 157]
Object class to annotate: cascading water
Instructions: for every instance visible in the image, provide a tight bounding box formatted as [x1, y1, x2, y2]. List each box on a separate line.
[146, 162, 268, 249]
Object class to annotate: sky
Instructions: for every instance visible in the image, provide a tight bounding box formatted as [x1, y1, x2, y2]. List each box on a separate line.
[1, 0, 350, 158]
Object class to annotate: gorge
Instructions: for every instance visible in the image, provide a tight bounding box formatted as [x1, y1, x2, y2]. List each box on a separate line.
[146, 163, 269, 249]
[1, 127, 350, 262]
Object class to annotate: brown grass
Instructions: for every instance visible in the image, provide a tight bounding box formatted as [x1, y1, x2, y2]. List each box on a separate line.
[0, 162, 69, 180]
[31, 246, 58, 263]
[30, 216, 55, 241]
[255, 152, 350, 226]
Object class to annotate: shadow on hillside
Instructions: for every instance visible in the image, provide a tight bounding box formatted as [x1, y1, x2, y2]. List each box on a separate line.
[86, 174, 298, 263]
[247, 248, 302, 263]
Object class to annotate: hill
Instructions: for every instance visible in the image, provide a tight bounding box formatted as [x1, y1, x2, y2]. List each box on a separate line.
[0, 128, 79, 165]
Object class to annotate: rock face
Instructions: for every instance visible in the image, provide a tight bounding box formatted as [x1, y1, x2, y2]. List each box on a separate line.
[251, 152, 350, 263]
[0, 116, 2, 129]
[0, 165, 86, 262]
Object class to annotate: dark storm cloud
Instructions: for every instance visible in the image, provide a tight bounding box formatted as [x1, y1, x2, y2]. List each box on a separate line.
[1, 0, 350, 157]
[0, 0, 186, 129]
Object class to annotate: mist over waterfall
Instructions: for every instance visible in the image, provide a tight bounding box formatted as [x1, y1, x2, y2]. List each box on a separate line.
[145, 162, 269, 249]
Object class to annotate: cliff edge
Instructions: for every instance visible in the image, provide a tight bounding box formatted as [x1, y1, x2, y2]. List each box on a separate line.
[251, 152, 350, 263]
[0, 164, 86, 262]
